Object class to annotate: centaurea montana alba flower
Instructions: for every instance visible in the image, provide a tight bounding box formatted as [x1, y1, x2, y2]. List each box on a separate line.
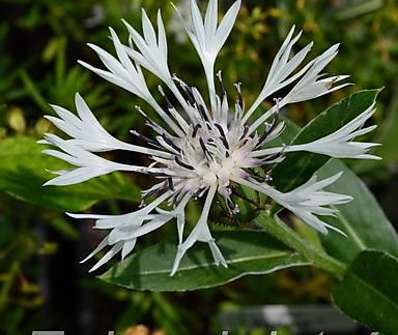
[41, 0, 380, 275]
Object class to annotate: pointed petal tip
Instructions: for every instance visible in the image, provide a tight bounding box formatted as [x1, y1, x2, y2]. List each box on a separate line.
[170, 262, 179, 277]
[42, 180, 54, 187]
[233, 0, 242, 7]
[334, 171, 344, 179]
[334, 227, 348, 238]
[74, 92, 82, 101]
[141, 8, 149, 17]
[65, 212, 77, 218]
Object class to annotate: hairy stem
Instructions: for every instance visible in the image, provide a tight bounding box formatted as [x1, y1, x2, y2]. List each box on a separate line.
[255, 212, 346, 278]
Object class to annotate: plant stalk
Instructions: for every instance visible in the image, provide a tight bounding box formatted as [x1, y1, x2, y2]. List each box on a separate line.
[255, 212, 346, 278]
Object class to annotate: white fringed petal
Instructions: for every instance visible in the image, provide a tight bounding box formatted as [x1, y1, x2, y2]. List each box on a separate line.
[42, 134, 162, 186]
[69, 192, 172, 271]
[252, 102, 380, 160]
[244, 26, 314, 120]
[175, 0, 241, 114]
[245, 36, 350, 132]
[79, 40, 151, 100]
[171, 186, 227, 276]
[44, 93, 171, 158]
[234, 173, 352, 236]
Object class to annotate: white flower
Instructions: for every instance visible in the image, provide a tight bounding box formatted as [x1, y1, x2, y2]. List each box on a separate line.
[42, 0, 380, 274]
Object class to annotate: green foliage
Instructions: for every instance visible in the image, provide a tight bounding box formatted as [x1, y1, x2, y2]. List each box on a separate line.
[317, 159, 398, 264]
[100, 230, 309, 291]
[0, 136, 141, 212]
[333, 251, 398, 335]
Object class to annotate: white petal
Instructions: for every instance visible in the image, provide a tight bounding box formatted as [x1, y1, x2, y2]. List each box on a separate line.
[214, 0, 241, 52]
[204, 0, 218, 37]
[233, 174, 351, 236]
[141, 9, 158, 47]
[89, 242, 124, 272]
[171, 186, 218, 276]
[157, 10, 168, 59]
[80, 236, 109, 263]
[190, 0, 206, 50]
[121, 239, 137, 260]
[44, 166, 112, 186]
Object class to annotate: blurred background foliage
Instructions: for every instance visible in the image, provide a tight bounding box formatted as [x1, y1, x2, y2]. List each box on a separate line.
[0, 0, 397, 334]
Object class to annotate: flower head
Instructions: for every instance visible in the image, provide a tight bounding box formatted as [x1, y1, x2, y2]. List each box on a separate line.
[42, 0, 379, 274]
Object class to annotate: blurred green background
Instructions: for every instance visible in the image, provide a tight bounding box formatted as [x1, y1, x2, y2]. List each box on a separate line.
[0, 0, 397, 334]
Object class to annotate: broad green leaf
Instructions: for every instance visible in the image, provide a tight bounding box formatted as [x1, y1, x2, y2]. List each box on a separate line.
[317, 159, 398, 264]
[100, 230, 309, 291]
[0, 137, 140, 212]
[333, 250, 398, 335]
[272, 89, 380, 192]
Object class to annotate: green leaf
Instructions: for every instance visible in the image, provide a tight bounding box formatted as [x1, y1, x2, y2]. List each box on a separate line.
[255, 213, 346, 276]
[317, 159, 398, 264]
[272, 89, 381, 192]
[0, 136, 140, 212]
[333, 250, 398, 334]
[100, 230, 309, 291]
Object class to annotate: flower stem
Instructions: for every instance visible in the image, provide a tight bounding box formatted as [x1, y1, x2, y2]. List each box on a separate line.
[255, 212, 346, 278]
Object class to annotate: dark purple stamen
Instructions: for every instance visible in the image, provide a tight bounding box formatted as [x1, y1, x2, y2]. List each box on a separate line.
[168, 177, 175, 191]
[192, 124, 202, 138]
[143, 181, 168, 199]
[240, 125, 249, 140]
[175, 157, 195, 170]
[256, 115, 279, 148]
[162, 134, 182, 152]
[130, 130, 162, 149]
[199, 137, 212, 160]
[198, 104, 210, 122]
